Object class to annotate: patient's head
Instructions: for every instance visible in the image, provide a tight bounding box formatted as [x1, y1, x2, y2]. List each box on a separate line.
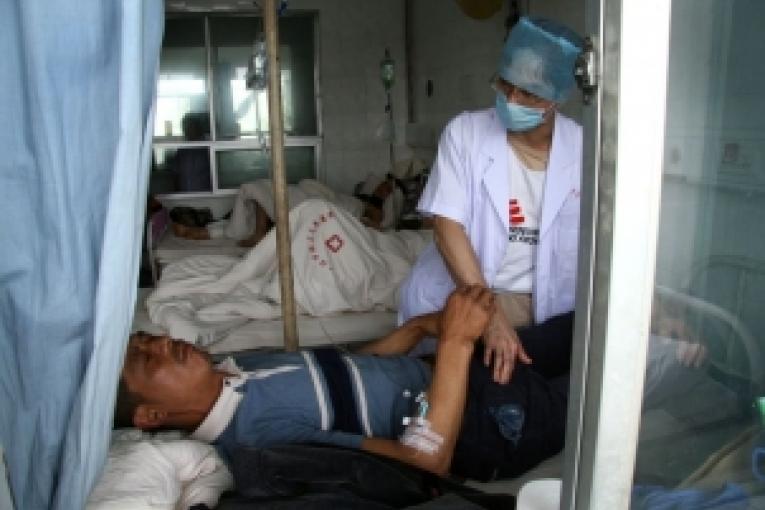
[115, 333, 224, 431]
[356, 175, 400, 229]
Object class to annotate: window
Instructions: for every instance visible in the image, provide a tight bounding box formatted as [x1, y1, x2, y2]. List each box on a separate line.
[151, 13, 319, 196]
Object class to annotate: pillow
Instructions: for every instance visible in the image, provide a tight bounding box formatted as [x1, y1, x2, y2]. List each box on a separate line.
[87, 429, 233, 510]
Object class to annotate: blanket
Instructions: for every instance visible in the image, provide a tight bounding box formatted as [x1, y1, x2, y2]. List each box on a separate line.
[208, 178, 404, 240]
[146, 199, 432, 345]
[214, 444, 514, 509]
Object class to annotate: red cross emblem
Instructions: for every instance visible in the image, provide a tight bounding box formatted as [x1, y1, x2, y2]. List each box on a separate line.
[325, 234, 344, 253]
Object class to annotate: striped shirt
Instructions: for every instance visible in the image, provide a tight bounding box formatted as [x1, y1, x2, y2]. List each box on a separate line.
[191, 350, 430, 463]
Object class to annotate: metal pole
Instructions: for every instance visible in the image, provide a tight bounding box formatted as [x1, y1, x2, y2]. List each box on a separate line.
[263, 0, 299, 351]
[387, 91, 394, 169]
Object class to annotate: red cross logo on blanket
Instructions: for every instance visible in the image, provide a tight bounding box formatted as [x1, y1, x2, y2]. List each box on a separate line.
[306, 209, 342, 270]
[325, 234, 344, 253]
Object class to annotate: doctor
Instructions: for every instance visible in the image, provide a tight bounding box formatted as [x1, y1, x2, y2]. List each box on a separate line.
[399, 17, 583, 384]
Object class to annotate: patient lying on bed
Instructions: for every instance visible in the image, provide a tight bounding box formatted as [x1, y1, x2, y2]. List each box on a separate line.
[117, 286, 574, 480]
[173, 177, 403, 247]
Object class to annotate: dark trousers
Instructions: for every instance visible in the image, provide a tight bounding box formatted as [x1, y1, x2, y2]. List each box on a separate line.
[451, 312, 574, 481]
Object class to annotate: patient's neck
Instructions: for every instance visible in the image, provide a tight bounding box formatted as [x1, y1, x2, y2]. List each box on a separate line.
[166, 372, 226, 431]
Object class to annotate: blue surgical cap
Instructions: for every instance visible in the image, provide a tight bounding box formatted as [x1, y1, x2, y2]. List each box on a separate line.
[498, 17, 584, 103]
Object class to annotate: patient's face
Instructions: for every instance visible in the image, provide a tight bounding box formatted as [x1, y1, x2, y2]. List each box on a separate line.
[122, 333, 217, 407]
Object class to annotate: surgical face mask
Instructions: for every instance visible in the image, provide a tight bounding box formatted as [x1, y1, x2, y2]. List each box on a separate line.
[495, 92, 546, 132]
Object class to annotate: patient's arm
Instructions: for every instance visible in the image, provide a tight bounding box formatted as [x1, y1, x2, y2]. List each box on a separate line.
[360, 286, 493, 475]
[356, 312, 440, 356]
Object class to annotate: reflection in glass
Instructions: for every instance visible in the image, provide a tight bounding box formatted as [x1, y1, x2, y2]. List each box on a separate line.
[632, 1, 765, 503]
[209, 15, 316, 139]
[216, 147, 315, 189]
[154, 18, 210, 139]
[150, 146, 212, 195]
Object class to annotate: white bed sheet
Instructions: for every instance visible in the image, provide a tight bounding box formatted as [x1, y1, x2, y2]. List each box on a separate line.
[155, 231, 249, 263]
[133, 288, 398, 353]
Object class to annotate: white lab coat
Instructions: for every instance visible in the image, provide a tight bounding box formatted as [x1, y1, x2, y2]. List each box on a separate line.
[398, 108, 582, 324]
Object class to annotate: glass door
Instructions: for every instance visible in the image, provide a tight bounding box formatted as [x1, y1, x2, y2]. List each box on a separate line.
[563, 0, 765, 507]
[632, 0, 765, 506]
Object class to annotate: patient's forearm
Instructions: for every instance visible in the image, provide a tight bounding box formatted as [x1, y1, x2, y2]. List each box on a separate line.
[356, 313, 440, 356]
[360, 335, 474, 475]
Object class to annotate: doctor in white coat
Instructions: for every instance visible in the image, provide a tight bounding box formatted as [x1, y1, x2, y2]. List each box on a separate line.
[399, 17, 584, 383]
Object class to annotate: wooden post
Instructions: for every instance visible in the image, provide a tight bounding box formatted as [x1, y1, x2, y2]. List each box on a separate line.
[263, 0, 299, 351]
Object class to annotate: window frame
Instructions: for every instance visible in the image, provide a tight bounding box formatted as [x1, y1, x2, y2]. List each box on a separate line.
[152, 11, 322, 198]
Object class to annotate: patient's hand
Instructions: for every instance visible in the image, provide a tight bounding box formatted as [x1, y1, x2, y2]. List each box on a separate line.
[440, 286, 495, 345]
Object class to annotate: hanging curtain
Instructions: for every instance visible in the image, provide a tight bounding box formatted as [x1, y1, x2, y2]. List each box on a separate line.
[0, 1, 163, 509]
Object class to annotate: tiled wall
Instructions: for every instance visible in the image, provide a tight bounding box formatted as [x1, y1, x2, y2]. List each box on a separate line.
[289, 0, 408, 193]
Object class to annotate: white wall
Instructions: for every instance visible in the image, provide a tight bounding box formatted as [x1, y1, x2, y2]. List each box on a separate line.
[408, 0, 506, 152]
[289, 0, 408, 193]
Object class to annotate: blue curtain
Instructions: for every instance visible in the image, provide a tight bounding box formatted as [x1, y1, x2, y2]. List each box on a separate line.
[0, 1, 163, 509]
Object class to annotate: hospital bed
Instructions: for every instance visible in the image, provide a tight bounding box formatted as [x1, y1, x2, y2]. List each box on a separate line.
[140, 197, 431, 350]
[146, 208, 249, 285]
[116, 249, 764, 507]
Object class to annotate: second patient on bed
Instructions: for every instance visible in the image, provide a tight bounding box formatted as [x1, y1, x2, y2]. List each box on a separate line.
[172, 176, 400, 248]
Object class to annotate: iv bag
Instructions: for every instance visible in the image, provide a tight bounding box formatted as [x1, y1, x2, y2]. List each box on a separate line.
[246, 33, 267, 90]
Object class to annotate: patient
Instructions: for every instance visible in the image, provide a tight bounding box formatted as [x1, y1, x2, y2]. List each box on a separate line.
[173, 176, 402, 247]
[117, 286, 574, 480]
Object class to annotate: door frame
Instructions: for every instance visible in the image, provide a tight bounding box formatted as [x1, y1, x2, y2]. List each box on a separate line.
[560, 0, 673, 507]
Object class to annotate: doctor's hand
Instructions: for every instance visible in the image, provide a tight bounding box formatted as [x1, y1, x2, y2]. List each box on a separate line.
[483, 310, 532, 384]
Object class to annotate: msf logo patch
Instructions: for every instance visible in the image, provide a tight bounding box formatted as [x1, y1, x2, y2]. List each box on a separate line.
[508, 199, 538, 245]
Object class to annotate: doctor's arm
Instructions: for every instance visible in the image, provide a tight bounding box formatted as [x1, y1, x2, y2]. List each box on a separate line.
[360, 286, 493, 475]
[432, 215, 531, 384]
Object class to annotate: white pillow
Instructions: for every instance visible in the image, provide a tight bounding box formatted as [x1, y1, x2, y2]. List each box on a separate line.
[87, 429, 233, 510]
